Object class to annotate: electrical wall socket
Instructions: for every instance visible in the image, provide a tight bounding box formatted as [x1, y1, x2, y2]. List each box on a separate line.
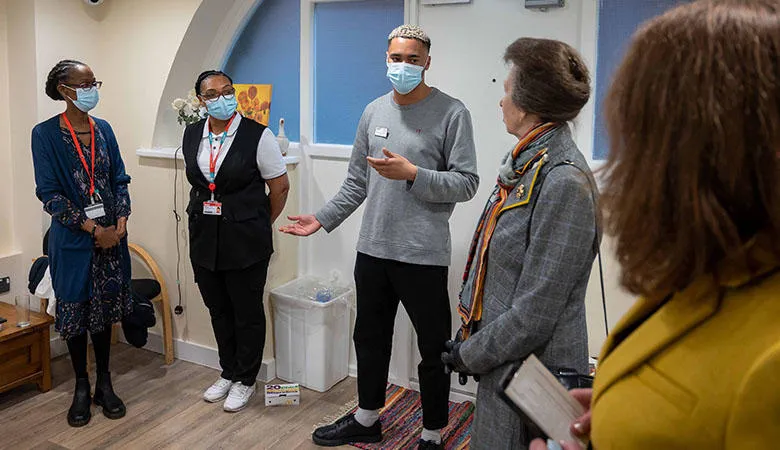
[0, 277, 9, 294]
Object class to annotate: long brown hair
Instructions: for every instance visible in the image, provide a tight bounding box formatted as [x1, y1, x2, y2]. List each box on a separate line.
[602, 0, 780, 298]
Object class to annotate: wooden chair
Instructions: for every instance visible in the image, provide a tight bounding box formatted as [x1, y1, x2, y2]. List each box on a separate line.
[36, 242, 175, 366]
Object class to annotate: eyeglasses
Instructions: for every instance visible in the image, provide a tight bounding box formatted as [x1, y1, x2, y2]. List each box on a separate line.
[61, 81, 103, 90]
[200, 87, 236, 102]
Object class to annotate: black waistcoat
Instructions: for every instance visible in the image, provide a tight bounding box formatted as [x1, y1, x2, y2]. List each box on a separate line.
[183, 117, 272, 271]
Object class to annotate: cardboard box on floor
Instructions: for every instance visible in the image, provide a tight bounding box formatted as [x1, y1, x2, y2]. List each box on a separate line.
[264, 383, 301, 406]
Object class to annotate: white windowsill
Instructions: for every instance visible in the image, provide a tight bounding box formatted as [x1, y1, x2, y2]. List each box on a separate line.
[136, 143, 301, 166]
[303, 143, 352, 161]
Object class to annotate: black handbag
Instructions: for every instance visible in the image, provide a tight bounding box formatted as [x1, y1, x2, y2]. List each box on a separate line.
[552, 367, 594, 390]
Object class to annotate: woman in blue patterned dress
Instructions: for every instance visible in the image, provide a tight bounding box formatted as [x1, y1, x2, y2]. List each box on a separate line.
[31, 60, 132, 427]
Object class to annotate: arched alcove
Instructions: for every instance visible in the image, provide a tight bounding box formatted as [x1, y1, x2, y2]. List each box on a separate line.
[150, 0, 261, 148]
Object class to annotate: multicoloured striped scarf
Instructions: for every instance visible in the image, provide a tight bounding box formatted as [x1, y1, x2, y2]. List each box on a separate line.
[457, 123, 560, 340]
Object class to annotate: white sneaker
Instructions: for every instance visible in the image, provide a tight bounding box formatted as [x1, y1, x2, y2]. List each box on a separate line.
[203, 377, 233, 403]
[223, 382, 255, 412]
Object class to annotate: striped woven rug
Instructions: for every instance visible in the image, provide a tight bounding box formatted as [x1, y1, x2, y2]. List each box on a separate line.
[342, 384, 474, 450]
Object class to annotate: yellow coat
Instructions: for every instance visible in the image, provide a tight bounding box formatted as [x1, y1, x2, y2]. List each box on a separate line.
[591, 235, 780, 449]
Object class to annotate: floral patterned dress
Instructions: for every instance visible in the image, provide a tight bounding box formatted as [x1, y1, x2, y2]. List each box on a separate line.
[45, 124, 132, 340]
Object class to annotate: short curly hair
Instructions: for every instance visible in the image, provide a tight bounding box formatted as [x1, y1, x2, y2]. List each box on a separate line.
[388, 24, 431, 51]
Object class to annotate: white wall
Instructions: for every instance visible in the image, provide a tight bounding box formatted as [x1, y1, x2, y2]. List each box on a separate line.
[299, 0, 637, 380]
[0, 0, 42, 308]
[0, 0, 13, 257]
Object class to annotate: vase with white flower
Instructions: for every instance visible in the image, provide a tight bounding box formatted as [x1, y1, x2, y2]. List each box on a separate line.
[171, 89, 207, 126]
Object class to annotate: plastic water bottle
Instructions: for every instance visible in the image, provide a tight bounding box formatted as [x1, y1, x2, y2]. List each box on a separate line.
[315, 288, 332, 303]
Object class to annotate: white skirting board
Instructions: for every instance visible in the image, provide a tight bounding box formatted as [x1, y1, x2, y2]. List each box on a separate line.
[409, 380, 477, 404]
[349, 363, 477, 404]
[50, 332, 277, 383]
[51, 334, 475, 401]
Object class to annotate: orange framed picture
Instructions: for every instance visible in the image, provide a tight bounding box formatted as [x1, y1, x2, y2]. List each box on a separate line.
[234, 84, 272, 125]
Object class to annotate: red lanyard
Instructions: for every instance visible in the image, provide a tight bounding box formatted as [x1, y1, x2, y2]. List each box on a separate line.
[207, 113, 237, 193]
[61, 113, 96, 197]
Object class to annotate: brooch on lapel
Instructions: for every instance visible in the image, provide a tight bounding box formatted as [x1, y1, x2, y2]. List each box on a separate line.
[500, 149, 550, 213]
[532, 153, 549, 169]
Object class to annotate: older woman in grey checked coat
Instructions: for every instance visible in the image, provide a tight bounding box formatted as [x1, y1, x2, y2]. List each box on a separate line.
[441, 38, 600, 450]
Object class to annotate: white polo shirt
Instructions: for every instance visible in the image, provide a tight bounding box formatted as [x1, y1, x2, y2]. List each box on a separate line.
[197, 114, 287, 181]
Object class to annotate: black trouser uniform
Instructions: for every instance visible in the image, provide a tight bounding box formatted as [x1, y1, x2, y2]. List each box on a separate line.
[353, 252, 452, 430]
[194, 259, 269, 385]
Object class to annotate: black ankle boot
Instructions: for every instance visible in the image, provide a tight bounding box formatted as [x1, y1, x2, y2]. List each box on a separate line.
[93, 372, 126, 419]
[67, 377, 92, 427]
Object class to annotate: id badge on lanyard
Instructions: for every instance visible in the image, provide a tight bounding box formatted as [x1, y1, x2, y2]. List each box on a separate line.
[203, 200, 222, 216]
[62, 113, 106, 220]
[203, 173, 223, 216]
[85, 192, 106, 219]
[202, 115, 235, 216]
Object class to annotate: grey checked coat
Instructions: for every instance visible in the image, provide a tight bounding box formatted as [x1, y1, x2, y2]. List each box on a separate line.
[459, 126, 599, 450]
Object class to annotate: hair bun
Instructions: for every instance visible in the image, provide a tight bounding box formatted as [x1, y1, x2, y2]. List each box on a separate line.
[569, 56, 585, 82]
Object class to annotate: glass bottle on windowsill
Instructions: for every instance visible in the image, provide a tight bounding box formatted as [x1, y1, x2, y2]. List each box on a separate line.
[277, 117, 290, 156]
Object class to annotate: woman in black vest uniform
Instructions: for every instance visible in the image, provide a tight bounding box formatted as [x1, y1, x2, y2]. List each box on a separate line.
[183, 70, 289, 412]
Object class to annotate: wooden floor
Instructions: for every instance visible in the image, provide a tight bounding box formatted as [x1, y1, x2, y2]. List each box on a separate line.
[0, 344, 358, 450]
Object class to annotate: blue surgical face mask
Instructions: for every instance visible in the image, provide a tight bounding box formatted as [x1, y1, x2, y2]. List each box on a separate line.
[386, 62, 424, 95]
[64, 86, 100, 112]
[205, 94, 238, 120]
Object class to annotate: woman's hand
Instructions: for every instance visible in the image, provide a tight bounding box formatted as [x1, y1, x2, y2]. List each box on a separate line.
[529, 388, 593, 450]
[568, 389, 593, 438]
[116, 217, 128, 239]
[279, 214, 322, 236]
[95, 225, 120, 249]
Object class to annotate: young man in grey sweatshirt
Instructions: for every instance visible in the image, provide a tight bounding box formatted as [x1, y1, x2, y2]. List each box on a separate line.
[280, 25, 478, 450]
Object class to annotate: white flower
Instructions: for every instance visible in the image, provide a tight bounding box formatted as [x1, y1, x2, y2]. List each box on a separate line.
[198, 106, 208, 118]
[172, 98, 186, 111]
[182, 103, 194, 116]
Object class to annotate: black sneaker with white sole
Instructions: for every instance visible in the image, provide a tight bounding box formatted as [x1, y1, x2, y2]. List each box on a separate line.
[312, 413, 382, 446]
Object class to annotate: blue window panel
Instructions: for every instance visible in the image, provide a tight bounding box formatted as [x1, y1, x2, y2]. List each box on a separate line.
[593, 0, 690, 160]
[225, 0, 301, 141]
[313, 0, 404, 145]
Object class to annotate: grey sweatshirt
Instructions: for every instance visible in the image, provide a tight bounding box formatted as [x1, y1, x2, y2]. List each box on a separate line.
[315, 88, 479, 267]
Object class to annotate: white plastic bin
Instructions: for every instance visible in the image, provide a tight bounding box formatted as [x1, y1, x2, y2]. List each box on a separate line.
[270, 277, 353, 392]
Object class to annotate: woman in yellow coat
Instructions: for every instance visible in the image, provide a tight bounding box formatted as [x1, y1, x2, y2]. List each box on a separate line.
[532, 0, 780, 449]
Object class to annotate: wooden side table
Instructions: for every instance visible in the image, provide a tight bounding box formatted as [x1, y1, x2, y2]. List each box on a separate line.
[0, 301, 55, 394]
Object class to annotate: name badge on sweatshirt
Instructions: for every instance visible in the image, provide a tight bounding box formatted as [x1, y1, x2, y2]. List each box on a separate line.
[374, 127, 389, 138]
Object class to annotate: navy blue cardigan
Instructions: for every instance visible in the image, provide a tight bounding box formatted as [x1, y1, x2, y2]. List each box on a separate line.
[31, 115, 131, 303]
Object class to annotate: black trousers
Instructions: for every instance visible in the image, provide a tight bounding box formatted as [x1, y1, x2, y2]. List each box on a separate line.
[353, 252, 452, 430]
[193, 259, 270, 385]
